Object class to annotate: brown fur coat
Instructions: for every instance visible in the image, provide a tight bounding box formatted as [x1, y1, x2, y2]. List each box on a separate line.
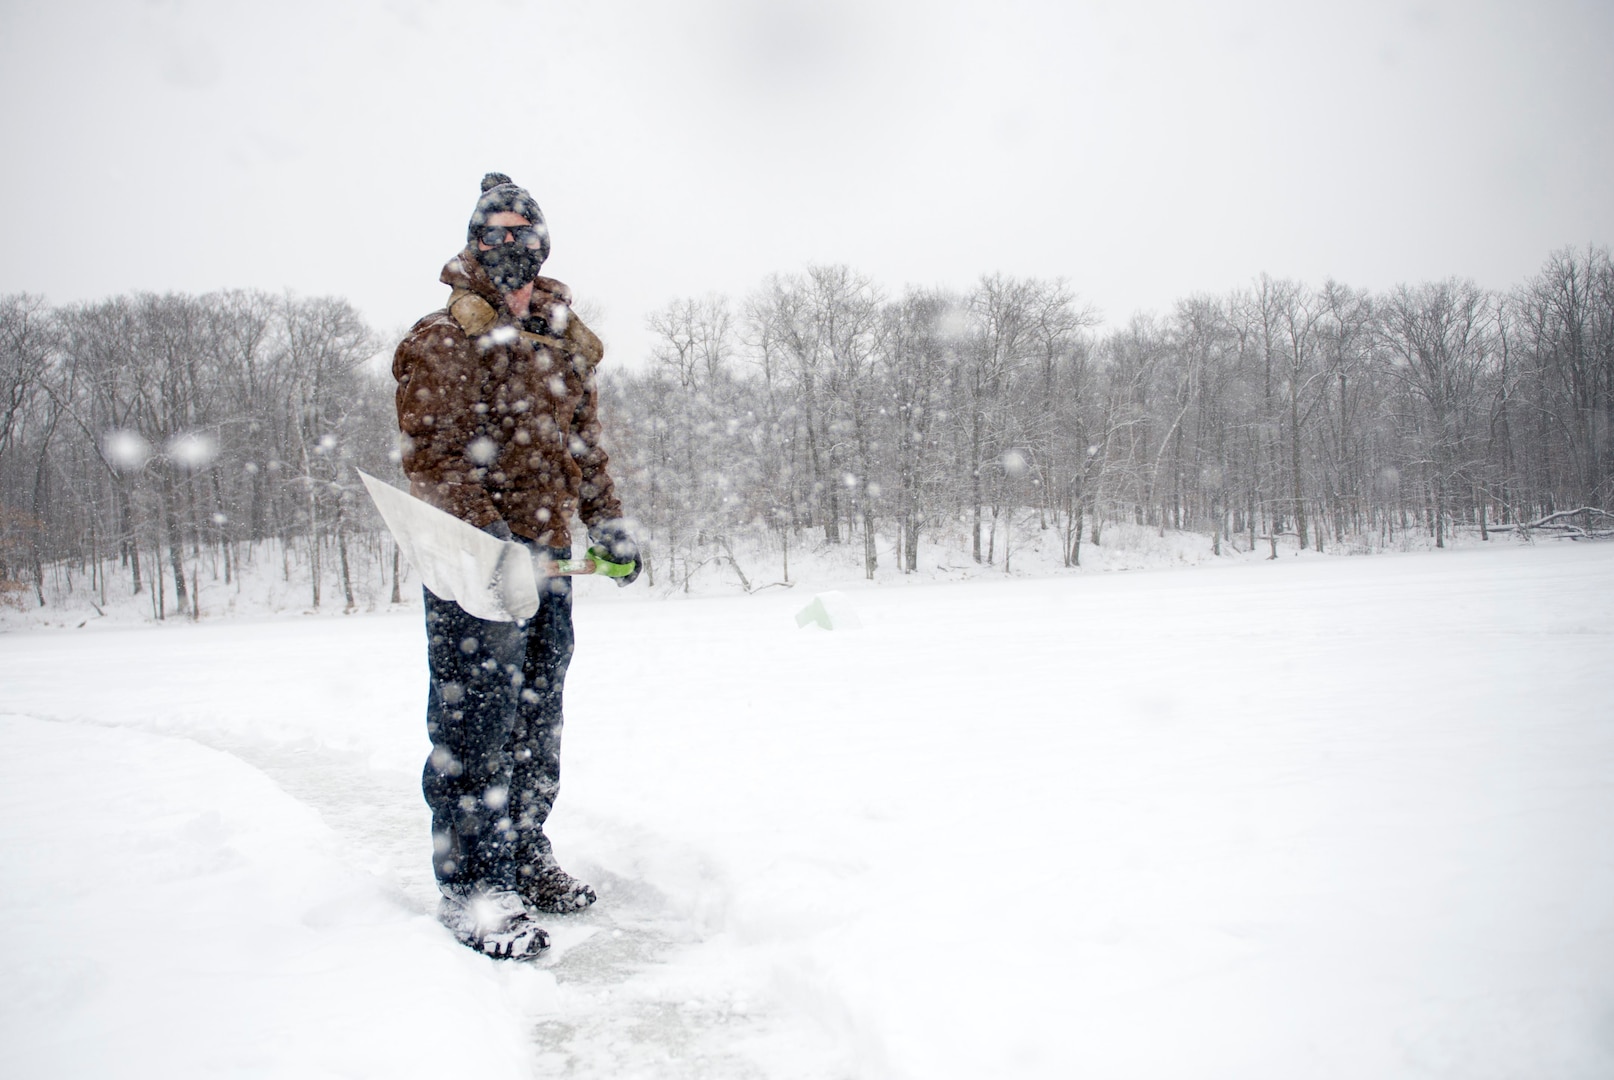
[392, 251, 622, 548]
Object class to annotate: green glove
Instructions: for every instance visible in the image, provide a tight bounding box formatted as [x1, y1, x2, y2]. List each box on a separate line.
[587, 544, 637, 578]
[587, 521, 642, 586]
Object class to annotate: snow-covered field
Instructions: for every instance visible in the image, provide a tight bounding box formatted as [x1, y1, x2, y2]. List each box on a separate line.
[3, 539, 1612, 1078]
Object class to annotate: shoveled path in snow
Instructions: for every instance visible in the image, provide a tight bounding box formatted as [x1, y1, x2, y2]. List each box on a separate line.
[0, 613, 828, 1078]
[3, 540, 1613, 1078]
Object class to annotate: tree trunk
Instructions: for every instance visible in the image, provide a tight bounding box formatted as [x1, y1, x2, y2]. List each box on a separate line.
[162, 479, 189, 610]
[307, 480, 321, 608]
[1290, 388, 1308, 551]
[862, 508, 876, 579]
[338, 523, 355, 611]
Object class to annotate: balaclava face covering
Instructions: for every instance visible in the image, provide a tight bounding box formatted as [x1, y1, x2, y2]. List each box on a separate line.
[478, 242, 543, 296]
[467, 172, 550, 294]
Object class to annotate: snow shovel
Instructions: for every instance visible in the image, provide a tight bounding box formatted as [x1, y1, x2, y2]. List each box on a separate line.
[357, 470, 632, 622]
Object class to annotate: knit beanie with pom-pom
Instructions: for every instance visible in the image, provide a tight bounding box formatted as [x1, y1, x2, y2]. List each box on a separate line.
[467, 172, 549, 266]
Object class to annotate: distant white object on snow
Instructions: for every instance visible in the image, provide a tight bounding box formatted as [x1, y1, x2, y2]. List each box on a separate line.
[795, 590, 861, 630]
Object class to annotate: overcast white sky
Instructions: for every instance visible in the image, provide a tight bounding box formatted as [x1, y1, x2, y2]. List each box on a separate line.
[1, 0, 1610, 366]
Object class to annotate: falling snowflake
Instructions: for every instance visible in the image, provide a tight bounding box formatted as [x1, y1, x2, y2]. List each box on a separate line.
[168, 432, 218, 469]
[467, 437, 499, 465]
[104, 429, 152, 470]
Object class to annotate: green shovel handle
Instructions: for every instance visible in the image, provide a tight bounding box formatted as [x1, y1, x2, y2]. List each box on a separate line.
[545, 546, 636, 578]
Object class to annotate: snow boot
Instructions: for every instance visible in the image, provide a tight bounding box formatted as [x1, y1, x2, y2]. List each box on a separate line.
[437, 884, 550, 960]
[519, 857, 597, 914]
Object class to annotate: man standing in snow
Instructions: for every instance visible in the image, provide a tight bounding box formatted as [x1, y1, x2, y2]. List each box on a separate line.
[392, 173, 640, 960]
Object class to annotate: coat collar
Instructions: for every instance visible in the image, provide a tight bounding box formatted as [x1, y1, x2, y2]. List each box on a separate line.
[440, 248, 574, 312]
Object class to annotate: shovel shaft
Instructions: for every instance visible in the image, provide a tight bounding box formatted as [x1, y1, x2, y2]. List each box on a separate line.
[542, 558, 597, 577]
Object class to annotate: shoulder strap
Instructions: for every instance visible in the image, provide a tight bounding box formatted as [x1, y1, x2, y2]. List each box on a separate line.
[447, 289, 498, 336]
[563, 314, 604, 368]
[448, 287, 604, 369]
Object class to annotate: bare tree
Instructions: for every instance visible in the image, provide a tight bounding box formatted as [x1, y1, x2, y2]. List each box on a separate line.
[1377, 279, 1494, 548]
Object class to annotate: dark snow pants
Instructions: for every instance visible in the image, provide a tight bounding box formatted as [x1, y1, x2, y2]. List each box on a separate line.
[421, 565, 574, 892]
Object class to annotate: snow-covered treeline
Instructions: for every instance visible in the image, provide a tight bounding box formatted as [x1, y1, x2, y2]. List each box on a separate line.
[0, 290, 398, 612]
[603, 246, 1614, 587]
[2, 244, 1611, 613]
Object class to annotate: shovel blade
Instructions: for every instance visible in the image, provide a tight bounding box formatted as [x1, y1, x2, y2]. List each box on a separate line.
[358, 470, 540, 622]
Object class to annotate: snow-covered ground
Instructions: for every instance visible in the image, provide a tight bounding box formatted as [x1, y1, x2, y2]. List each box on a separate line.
[3, 539, 1612, 1078]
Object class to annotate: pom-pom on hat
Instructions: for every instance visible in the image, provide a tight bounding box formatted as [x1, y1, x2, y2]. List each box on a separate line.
[467, 172, 549, 266]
